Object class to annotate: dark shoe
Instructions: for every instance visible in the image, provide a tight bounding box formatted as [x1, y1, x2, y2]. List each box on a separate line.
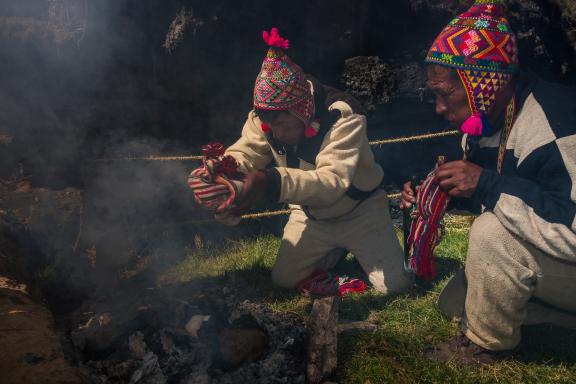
[424, 333, 512, 366]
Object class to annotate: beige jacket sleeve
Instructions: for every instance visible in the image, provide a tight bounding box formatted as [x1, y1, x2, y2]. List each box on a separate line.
[225, 111, 274, 173]
[275, 113, 366, 207]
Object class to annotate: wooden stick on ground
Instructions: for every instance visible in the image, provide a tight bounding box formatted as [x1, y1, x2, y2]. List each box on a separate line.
[307, 296, 339, 384]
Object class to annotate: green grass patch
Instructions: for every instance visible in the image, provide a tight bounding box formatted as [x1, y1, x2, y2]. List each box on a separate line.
[159, 228, 576, 383]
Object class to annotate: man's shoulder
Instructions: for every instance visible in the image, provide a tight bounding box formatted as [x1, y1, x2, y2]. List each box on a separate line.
[529, 77, 576, 140]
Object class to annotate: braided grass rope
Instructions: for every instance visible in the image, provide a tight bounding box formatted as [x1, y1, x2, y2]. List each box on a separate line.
[94, 130, 459, 162]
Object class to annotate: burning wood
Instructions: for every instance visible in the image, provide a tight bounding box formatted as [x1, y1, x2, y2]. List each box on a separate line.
[307, 297, 338, 384]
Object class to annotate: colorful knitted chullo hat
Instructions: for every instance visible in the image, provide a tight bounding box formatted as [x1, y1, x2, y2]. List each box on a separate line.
[254, 28, 315, 127]
[425, 0, 519, 136]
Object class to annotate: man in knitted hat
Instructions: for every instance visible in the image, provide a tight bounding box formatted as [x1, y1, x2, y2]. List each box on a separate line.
[225, 28, 414, 296]
[195, 28, 413, 297]
[401, 0, 576, 365]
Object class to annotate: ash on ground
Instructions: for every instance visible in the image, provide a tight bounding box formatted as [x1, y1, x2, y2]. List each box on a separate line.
[72, 285, 307, 384]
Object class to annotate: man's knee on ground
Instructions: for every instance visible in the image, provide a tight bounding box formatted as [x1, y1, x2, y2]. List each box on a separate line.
[271, 266, 300, 289]
[467, 213, 509, 260]
[367, 270, 412, 296]
[465, 212, 528, 288]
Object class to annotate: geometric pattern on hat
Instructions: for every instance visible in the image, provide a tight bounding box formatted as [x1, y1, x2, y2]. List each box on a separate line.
[254, 28, 314, 125]
[425, 0, 518, 75]
[457, 69, 512, 115]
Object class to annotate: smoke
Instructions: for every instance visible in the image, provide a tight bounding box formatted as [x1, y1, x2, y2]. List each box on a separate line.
[0, 0, 575, 301]
[0, 0, 272, 298]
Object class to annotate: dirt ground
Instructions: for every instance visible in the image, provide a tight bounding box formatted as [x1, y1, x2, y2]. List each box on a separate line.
[0, 223, 87, 383]
[0, 178, 88, 383]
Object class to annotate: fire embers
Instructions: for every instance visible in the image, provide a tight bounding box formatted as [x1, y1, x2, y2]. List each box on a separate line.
[70, 288, 307, 384]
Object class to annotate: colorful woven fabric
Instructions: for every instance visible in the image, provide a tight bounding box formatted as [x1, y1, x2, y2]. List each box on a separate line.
[425, 0, 518, 73]
[188, 142, 244, 213]
[458, 69, 512, 116]
[254, 28, 314, 125]
[296, 269, 367, 297]
[337, 277, 368, 296]
[407, 157, 451, 280]
[425, 0, 518, 136]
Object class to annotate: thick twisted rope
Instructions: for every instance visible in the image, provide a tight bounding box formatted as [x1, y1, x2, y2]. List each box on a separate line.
[90, 131, 460, 226]
[368, 130, 459, 146]
[93, 130, 459, 162]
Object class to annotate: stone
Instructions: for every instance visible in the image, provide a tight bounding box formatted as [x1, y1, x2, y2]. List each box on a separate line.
[128, 332, 148, 359]
[185, 314, 210, 338]
[217, 327, 269, 368]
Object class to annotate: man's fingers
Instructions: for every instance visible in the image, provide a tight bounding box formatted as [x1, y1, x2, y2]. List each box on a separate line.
[438, 176, 459, 192]
[400, 201, 412, 210]
[447, 186, 465, 198]
[401, 190, 416, 202]
[435, 167, 459, 182]
[402, 182, 414, 196]
[437, 160, 465, 171]
[230, 194, 254, 215]
[230, 202, 251, 216]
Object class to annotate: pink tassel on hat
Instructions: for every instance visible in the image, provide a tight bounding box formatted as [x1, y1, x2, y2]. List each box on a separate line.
[304, 119, 321, 138]
[262, 27, 289, 50]
[460, 113, 483, 136]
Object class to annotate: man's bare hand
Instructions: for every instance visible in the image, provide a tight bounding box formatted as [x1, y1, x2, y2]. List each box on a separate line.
[434, 160, 483, 198]
[230, 170, 268, 215]
[400, 181, 417, 209]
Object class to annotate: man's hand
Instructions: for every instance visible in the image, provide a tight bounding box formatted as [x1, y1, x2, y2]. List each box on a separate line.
[230, 170, 268, 215]
[400, 181, 417, 209]
[434, 160, 483, 198]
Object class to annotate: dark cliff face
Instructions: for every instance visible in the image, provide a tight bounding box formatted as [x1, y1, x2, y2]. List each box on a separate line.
[0, 0, 574, 187]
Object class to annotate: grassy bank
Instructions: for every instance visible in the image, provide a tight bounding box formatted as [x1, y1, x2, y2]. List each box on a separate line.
[160, 228, 576, 383]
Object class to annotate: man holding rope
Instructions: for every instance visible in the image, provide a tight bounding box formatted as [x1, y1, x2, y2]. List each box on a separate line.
[401, 0, 576, 365]
[190, 28, 412, 297]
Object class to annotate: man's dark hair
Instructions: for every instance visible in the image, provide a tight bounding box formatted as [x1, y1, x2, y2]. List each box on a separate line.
[254, 108, 286, 123]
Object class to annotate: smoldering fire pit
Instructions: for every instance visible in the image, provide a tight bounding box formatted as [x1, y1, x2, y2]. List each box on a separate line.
[70, 286, 307, 384]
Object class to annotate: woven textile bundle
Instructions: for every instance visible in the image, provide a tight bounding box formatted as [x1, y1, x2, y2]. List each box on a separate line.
[407, 157, 451, 280]
[188, 142, 244, 213]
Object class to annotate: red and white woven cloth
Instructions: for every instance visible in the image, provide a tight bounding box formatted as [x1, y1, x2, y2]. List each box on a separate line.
[188, 142, 244, 213]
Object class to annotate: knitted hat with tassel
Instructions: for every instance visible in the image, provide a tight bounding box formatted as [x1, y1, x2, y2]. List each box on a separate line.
[253, 28, 315, 129]
[425, 0, 519, 136]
